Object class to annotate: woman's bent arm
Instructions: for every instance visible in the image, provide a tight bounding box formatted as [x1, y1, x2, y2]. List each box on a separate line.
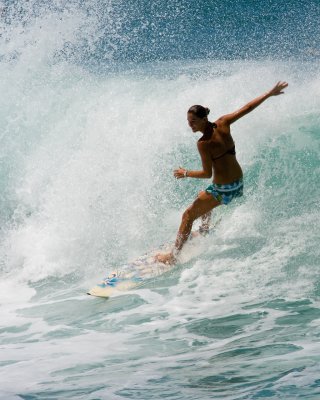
[174, 143, 212, 179]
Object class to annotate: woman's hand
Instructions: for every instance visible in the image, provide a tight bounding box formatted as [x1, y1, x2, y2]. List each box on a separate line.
[174, 167, 187, 179]
[268, 81, 288, 96]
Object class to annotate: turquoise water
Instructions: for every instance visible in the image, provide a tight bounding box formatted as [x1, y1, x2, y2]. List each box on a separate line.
[1, 1, 320, 399]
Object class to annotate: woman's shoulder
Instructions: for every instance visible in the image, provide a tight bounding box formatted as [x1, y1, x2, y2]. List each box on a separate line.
[214, 117, 231, 135]
[197, 139, 211, 150]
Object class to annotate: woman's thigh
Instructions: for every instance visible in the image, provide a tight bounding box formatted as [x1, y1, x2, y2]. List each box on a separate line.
[186, 191, 221, 220]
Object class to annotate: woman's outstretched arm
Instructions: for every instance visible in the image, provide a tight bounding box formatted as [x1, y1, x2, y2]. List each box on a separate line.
[219, 81, 288, 126]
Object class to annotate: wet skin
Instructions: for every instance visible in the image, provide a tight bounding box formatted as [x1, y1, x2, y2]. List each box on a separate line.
[156, 81, 288, 265]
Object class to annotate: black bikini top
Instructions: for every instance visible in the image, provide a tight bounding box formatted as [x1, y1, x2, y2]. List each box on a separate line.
[202, 122, 236, 161]
[212, 145, 236, 161]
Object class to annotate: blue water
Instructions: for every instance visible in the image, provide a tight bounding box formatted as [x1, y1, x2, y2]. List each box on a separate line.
[0, 1, 320, 399]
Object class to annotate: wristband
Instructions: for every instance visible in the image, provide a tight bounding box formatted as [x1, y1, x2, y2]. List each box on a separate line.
[184, 170, 188, 178]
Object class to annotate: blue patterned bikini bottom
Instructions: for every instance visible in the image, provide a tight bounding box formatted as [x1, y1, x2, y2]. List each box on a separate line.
[205, 178, 243, 205]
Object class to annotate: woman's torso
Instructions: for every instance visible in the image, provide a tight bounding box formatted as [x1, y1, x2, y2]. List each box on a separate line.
[199, 121, 243, 184]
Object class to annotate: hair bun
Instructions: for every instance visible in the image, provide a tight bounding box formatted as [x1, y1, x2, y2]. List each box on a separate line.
[205, 107, 210, 116]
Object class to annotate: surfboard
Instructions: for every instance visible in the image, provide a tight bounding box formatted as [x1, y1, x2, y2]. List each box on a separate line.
[88, 218, 221, 298]
[87, 250, 173, 298]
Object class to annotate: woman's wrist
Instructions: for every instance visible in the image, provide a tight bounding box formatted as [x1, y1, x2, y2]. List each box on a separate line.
[184, 170, 188, 178]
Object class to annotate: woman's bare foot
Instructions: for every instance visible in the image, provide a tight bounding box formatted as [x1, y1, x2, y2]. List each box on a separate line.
[155, 252, 176, 265]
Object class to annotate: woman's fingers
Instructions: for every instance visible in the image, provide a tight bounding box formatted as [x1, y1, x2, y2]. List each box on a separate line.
[174, 167, 185, 178]
[270, 81, 288, 96]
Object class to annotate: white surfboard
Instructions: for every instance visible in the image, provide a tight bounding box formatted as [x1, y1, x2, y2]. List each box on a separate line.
[87, 249, 174, 298]
[88, 219, 221, 298]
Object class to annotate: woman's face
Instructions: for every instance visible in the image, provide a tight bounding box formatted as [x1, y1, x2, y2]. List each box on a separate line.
[187, 112, 207, 132]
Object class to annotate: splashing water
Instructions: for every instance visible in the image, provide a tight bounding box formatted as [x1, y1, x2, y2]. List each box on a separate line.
[0, 1, 320, 399]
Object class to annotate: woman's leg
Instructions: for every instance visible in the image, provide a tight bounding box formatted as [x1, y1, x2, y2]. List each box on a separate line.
[175, 191, 220, 251]
[199, 211, 212, 235]
[156, 191, 220, 264]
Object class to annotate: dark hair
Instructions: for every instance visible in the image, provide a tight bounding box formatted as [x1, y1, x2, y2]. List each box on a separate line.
[188, 105, 210, 118]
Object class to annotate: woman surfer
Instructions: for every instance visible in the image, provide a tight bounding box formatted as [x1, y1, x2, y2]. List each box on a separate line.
[156, 81, 288, 265]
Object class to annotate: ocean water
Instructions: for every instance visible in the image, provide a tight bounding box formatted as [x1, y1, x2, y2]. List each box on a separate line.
[0, 1, 320, 399]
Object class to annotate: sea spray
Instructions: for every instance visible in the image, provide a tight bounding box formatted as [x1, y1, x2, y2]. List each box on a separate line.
[0, 0, 320, 398]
